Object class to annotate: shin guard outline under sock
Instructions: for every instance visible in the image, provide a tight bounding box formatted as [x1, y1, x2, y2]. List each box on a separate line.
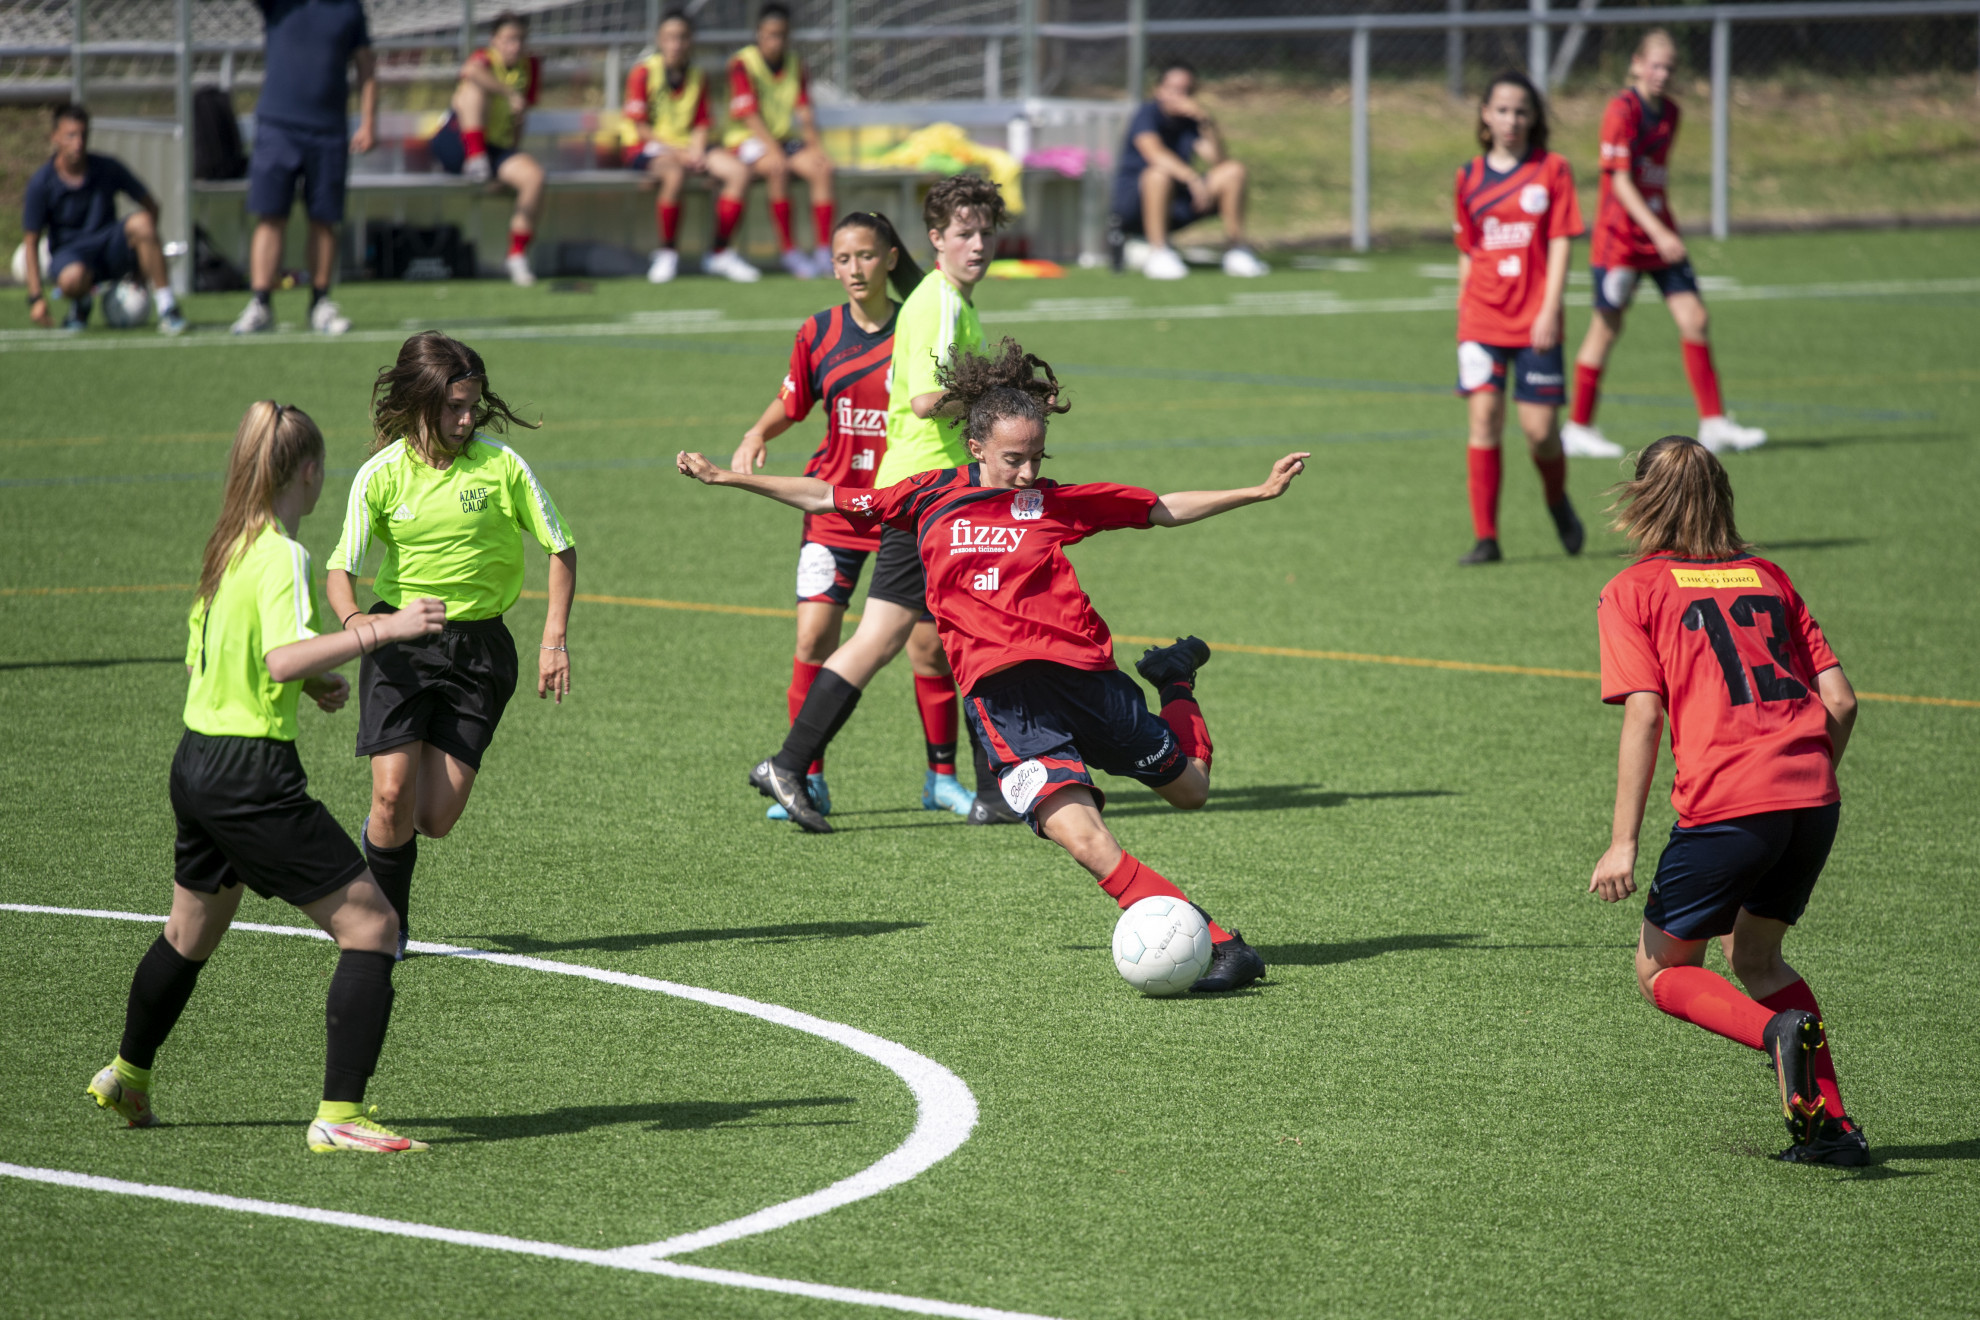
[119, 935, 207, 1070]
[1467, 446, 1503, 540]
[1681, 340, 1725, 418]
[774, 669, 862, 775]
[1100, 854, 1233, 943]
[1571, 362, 1603, 427]
[913, 674, 960, 775]
[1759, 978, 1847, 1122]
[324, 949, 396, 1104]
[1650, 964, 1772, 1050]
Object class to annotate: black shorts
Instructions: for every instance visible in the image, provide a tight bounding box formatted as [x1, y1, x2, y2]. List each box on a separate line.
[247, 118, 350, 223]
[796, 539, 871, 608]
[1592, 259, 1700, 312]
[354, 604, 518, 770]
[171, 730, 367, 906]
[963, 661, 1189, 827]
[867, 525, 934, 621]
[1643, 802, 1840, 940]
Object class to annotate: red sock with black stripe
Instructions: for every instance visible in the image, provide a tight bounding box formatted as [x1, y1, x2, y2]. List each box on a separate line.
[1650, 965, 1771, 1049]
[788, 658, 824, 775]
[1759, 978, 1849, 1126]
[1100, 854, 1233, 944]
[1157, 682, 1212, 766]
[1572, 362, 1603, 427]
[913, 675, 958, 775]
[715, 195, 745, 249]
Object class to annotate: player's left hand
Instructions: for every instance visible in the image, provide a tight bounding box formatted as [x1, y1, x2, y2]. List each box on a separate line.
[538, 644, 571, 703]
[304, 672, 351, 714]
[1588, 842, 1638, 902]
[677, 450, 724, 483]
[1258, 452, 1310, 499]
[731, 432, 768, 472]
[350, 122, 376, 155]
[1530, 312, 1561, 353]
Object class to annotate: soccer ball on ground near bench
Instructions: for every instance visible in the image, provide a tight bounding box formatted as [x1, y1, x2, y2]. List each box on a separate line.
[102, 279, 152, 328]
[1112, 895, 1213, 997]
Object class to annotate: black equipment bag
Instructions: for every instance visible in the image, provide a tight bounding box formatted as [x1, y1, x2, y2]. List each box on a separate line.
[192, 89, 248, 181]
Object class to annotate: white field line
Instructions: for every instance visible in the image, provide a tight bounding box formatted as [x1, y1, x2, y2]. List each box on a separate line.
[0, 903, 1037, 1320]
[2, 275, 1972, 355]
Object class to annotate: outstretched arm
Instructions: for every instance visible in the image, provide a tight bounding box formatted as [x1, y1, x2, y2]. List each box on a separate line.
[677, 450, 836, 513]
[1150, 451, 1308, 527]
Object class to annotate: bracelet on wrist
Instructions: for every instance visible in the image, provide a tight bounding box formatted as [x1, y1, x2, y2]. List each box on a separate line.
[541, 644, 567, 652]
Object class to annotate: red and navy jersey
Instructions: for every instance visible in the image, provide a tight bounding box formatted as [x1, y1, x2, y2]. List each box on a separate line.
[780, 303, 895, 549]
[1594, 89, 1680, 269]
[834, 467, 1159, 694]
[1453, 149, 1583, 346]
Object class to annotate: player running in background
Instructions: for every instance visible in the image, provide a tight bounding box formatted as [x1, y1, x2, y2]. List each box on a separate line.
[1452, 72, 1585, 568]
[1588, 436, 1864, 1166]
[734, 175, 1012, 826]
[429, 10, 546, 286]
[86, 401, 444, 1153]
[677, 339, 1301, 992]
[729, 212, 973, 819]
[723, 3, 837, 279]
[326, 333, 577, 958]
[1565, 31, 1766, 459]
[622, 8, 757, 285]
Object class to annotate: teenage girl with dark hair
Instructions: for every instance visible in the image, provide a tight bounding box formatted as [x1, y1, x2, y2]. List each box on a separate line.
[678, 337, 1305, 993]
[326, 332, 577, 957]
[87, 401, 445, 1153]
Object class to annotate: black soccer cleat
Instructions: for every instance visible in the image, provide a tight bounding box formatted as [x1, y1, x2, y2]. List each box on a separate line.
[1190, 930, 1266, 993]
[1548, 496, 1586, 556]
[1135, 635, 1211, 691]
[749, 759, 832, 833]
[1457, 537, 1502, 566]
[966, 794, 1025, 826]
[1778, 1115, 1870, 1168]
[1762, 1008, 1824, 1147]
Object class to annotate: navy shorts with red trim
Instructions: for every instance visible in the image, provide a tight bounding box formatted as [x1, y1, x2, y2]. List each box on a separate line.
[794, 539, 870, 608]
[1644, 802, 1839, 940]
[1591, 259, 1699, 312]
[1455, 341, 1567, 405]
[964, 660, 1189, 828]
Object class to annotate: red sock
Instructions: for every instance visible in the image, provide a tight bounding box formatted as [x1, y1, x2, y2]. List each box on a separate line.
[788, 659, 824, 775]
[1759, 979, 1848, 1124]
[714, 195, 745, 248]
[1572, 361, 1603, 427]
[1651, 965, 1772, 1050]
[507, 229, 531, 259]
[1681, 340, 1725, 418]
[770, 199, 794, 251]
[913, 674, 959, 775]
[463, 127, 487, 159]
[812, 202, 836, 250]
[657, 200, 680, 248]
[1159, 691, 1212, 767]
[1099, 854, 1232, 944]
[1535, 453, 1567, 505]
[1466, 446, 1502, 540]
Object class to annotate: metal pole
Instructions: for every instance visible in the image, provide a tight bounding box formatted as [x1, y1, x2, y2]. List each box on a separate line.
[71, 0, 85, 105]
[1446, 0, 1462, 99]
[604, 44, 621, 112]
[174, 0, 193, 295]
[1711, 15, 1729, 239]
[1127, 0, 1146, 101]
[1018, 0, 1038, 101]
[1528, 0, 1549, 91]
[833, 0, 850, 94]
[1351, 24, 1370, 254]
[646, 0, 661, 36]
[984, 38, 1001, 100]
[460, 0, 475, 64]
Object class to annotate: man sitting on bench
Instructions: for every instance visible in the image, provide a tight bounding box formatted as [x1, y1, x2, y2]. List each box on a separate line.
[1113, 59, 1267, 281]
[429, 9, 545, 286]
[722, 2, 836, 279]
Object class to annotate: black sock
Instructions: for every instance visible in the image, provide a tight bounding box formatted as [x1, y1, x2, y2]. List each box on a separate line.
[324, 949, 396, 1103]
[310, 285, 330, 311]
[252, 288, 271, 308]
[1159, 680, 1196, 707]
[364, 830, 417, 932]
[969, 723, 999, 800]
[773, 670, 863, 775]
[119, 935, 207, 1070]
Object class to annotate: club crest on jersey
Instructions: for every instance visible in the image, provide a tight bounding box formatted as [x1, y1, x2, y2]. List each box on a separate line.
[1520, 184, 1550, 215]
[834, 396, 887, 437]
[949, 518, 1028, 554]
[1011, 488, 1044, 521]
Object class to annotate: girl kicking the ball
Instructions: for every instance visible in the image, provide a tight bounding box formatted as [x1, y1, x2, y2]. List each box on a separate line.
[326, 332, 577, 957]
[678, 338, 1307, 993]
[87, 401, 446, 1153]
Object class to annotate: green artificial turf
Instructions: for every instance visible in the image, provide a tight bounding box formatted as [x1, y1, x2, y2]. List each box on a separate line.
[2, 229, 1977, 1320]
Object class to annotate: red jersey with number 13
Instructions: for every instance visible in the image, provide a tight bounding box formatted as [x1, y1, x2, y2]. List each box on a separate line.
[1453, 149, 1583, 346]
[781, 304, 894, 549]
[1594, 89, 1681, 269]
[1598, 554, 1841, 827]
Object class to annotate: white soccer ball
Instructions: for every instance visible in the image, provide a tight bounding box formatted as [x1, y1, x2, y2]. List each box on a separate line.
[9, 236, 50, 285]
[102, 278, 152, 329]
[1111, 895, 1213, 997]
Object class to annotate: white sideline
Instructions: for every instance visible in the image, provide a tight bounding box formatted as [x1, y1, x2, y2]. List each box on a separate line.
[0, 904, 1048, 1320]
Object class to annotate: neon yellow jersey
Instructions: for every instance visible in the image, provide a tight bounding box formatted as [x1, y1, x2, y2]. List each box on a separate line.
[477, 47, 539, 150]
[327, 434, 575, 622]
[183, 524, 322, 741]
[625, 58, 707, 149]
[879, 270, 983, 487]
[721, 45, 805, 148]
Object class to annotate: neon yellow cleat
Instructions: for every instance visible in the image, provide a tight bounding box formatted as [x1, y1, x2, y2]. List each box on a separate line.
[307, 1106, 428, 1154]
[86, 1064, 158, 1128]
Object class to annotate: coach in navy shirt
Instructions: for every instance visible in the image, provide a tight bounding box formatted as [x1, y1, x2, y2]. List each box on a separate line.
[1112, 59, 1266, 281]
[21, 103, 183, 333]
[231, 0, 377, 337]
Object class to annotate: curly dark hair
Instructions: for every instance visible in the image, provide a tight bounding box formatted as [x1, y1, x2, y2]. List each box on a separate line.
[1476, 70, 1549, 155]
[922, 173, 1008, 236]
[371, 331, 536, 463]
[933, 337, 1070, 446]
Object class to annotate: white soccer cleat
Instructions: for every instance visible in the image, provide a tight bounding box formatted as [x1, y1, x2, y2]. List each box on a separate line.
[504, 252, 537, 287]
[1222, 246, 1269, 277]
[463, 153, 493, 185]
[811, 246, 833, 278]
[703, 248, 761, 283]
[230, 298, 273, 335]
[779, 248, 814, 279]
[308, 298, 350, 335]
[1142, 246, 1189, 281]
[647, 248, 679, 284]
[1561, 420, 1624, 457]
[1699, 414, 1767, 453]
[307, 1106, 428, 1154]
[1121, 238, 1151, 272]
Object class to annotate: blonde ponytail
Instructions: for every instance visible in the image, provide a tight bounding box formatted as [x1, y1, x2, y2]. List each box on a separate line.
[197, 401, 326, 605]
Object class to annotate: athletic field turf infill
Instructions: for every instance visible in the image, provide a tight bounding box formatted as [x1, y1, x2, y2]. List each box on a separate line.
[2, 229, 1976, 1320]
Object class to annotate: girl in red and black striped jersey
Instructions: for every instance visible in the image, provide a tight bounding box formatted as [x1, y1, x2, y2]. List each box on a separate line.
[729, 212, 973, 819]
[678, 339, 1307, 993]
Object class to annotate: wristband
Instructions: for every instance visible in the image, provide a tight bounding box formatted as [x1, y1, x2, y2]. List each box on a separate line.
[27, 293, 44, 308]
[342, 610, 363, 628]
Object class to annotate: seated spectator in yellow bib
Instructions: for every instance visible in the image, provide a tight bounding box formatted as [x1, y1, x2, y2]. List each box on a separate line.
[1113, 59, 1267, 281]
[429, 10, 545, 286]
[722, 2, 837, 280]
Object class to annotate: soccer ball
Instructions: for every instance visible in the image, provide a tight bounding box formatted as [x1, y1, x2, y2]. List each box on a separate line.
[102, 279, 152, 328]
[1111, 896, 1213, 997]
[9, 236, 50, 285]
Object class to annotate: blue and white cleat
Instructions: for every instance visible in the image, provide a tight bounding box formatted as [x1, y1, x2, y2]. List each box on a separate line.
[767, 772, 831, 820]
[923, 770, 972, 816]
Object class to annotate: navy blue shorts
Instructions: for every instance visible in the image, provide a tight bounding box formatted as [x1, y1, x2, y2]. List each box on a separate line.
[795, 540, 870, 608]
[1113, 182, 1208, 238]
[964, 661, 1189, 827]
[1643, 802, 1840, 941]
[248, 119, 350, 223]
[1455, 341, 1567, 405]
[48, 221, 136, 285]
[1592, 260, 1699, 312]
[429, 119, 518, 176]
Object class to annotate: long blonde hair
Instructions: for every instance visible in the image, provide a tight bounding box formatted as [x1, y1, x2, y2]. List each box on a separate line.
[1607, 434, 1753, 560]
[197, 401, 325, 605]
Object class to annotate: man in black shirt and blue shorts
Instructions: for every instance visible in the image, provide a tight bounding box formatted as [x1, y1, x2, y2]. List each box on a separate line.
[1113, 60, 1267, 282]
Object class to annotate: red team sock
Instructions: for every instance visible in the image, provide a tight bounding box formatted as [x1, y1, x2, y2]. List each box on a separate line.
[657, 200, 680, 248]
[788, 659, 824, 775]
[1571, 362, 1603, 427]
[1650, 965, 1772, 1050]
[1466, 447, 1502, 540]
[1535, 453, 1567, 505]
[1100, 854, 1233, 944]
[812, 202, 837, 250]
[714, 196, 745, 249]
[770, 199, 795, 251]
[507, 229, 531, 259]
[463, 127, 487, 159]
[912, 675, 959, 775]
[1159, 689, 1212, 768]
[1681, 340, 1725, 418]
[1759, 978, 1849, 1124]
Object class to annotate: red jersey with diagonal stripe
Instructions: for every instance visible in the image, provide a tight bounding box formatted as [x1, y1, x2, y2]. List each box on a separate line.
[1594, 89, 1681, 269]
[1453, 149, 1583, 345]
[781, 304, 894, 549]
[834, 466, 1159, 693]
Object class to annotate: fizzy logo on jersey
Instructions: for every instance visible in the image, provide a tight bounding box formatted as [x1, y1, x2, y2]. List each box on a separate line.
[948, 517, 1028, 554]
[458, 487, 489, 513]
[1480, 217, 1535, 250]
[1519, 184, 1550, 215]
[834, 396, 887, 437]
[1010, 489, 1044, 521]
